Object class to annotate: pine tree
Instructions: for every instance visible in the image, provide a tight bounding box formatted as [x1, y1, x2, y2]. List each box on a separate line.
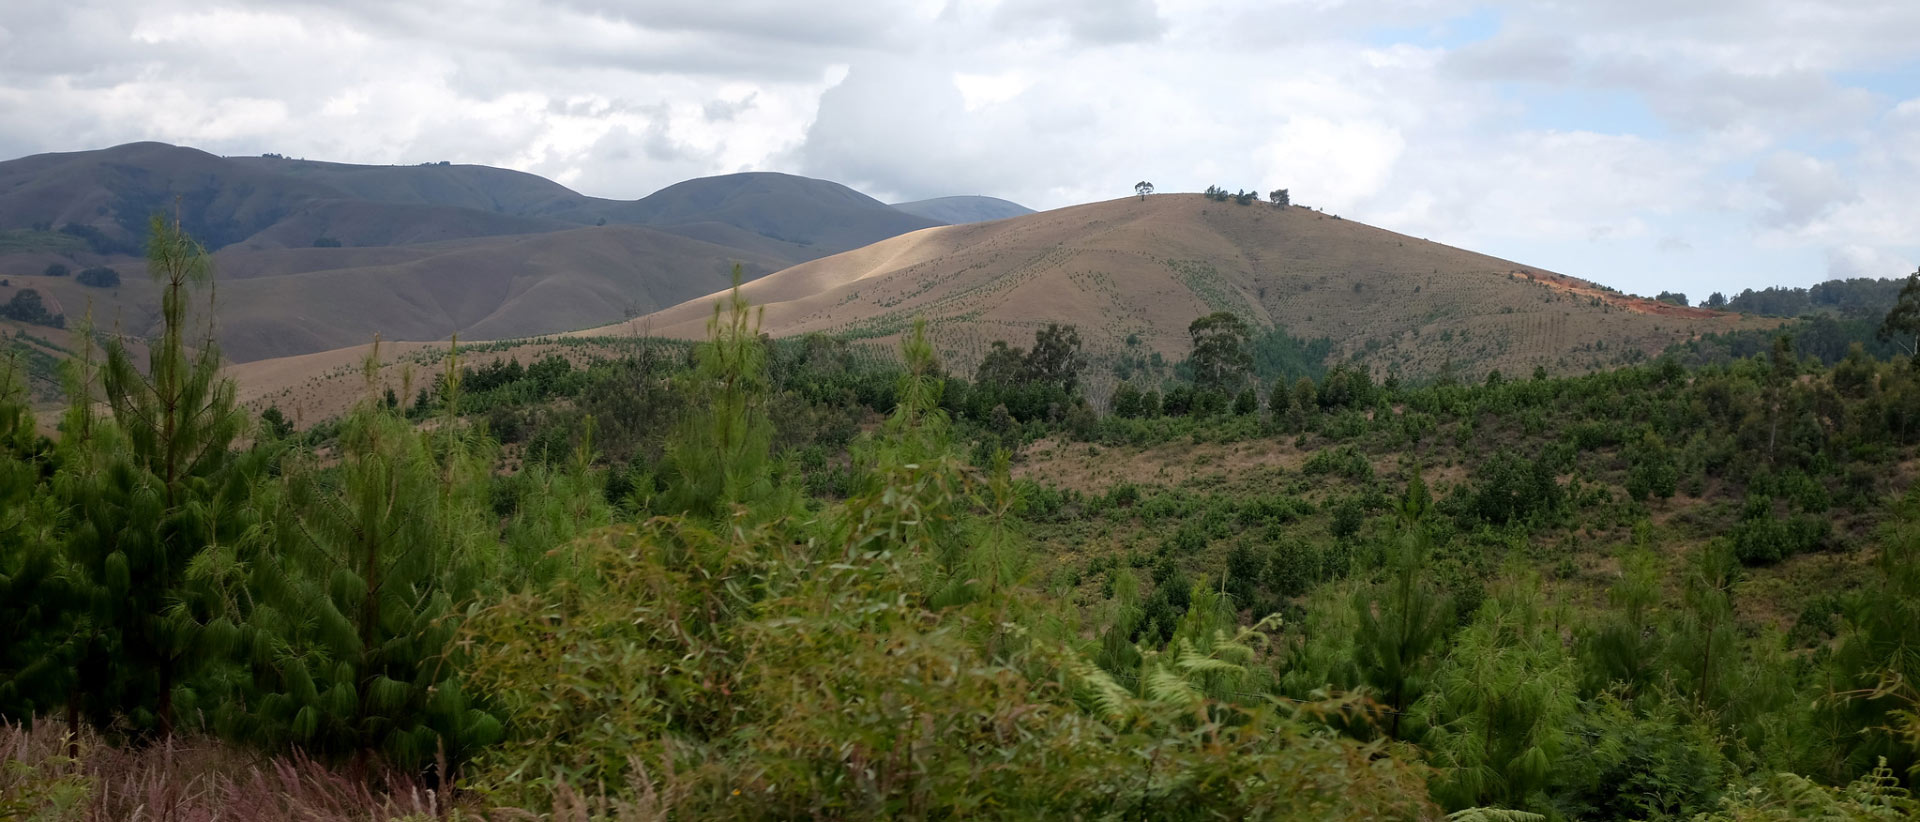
[1351, 473, 1454, 738]
[657, 269, 787, 521]
[1414, 574, 1578, 812]
[0, 354, 72, 723]
[245, 343, 503, 768]
[1823, 488, 1920, 781]
[1665, 540, 1739, 715]
[64, 214, 254, 738]
[1579, 544, 1663, 697]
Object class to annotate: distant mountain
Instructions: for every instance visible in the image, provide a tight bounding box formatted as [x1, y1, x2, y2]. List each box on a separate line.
[891, 195, 1034, 224]
[599, 172, 943, 258]
[0, 143, 947, 364]
[617, 194, 1774, 388]
[0, 142, 350, 253]
[0, 144, 938, 263]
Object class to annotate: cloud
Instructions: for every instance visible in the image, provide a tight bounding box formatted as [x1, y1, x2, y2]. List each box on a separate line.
[1751, 151, 1856, 230]
[0, 0, 1917, 297]
[1827, 244, 1913, 279]
[990, 0, 1166, 45]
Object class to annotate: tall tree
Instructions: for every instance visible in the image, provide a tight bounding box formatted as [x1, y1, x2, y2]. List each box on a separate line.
[1877, 268, 1920, 357]
[66, 214, 254, 737]
[1024, 323, 1085, 394]
[1134, 181, 1154, 199]
[1414, 574, 1578, 812]
[1188, 312, 1253, 394]
[974, 340, 1028, 387]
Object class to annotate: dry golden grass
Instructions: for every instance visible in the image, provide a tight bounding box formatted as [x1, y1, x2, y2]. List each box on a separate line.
[602, 194, 1776, 387]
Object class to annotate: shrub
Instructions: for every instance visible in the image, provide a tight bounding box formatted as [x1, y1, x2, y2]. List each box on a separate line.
[75, 267, 119, 288]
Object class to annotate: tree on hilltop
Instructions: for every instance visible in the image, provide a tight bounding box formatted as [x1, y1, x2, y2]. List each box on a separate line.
[1135, 181, 1154, 199]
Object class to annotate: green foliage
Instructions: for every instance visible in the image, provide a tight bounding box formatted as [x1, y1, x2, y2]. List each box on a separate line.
[1414, 574, 1579, 813]
[76, 267, 120, 288]
[0, 357, 70, 722]
[1626, 428, 1679, 501]
[1, 289, 62, 328]
[1823, 489, 1920, 781]
[459, 315, 1435, 819]
[65, 214, 253, 738]
[1579, 546, 1665, 697]
[1693, 764, 1916, 821]
[1351, 475, 1455, 737]
[1455, 449, 1564, 526]
[656, 273, 789, 521]
[240, 360, 504, 767]
[1187, 311, 1253, 394]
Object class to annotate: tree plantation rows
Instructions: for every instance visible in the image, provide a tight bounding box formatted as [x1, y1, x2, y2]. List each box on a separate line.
[3, 221, 1920, 819]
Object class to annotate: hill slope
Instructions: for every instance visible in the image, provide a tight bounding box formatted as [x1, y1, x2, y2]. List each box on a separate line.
[891, 195, 1035, 224]
[0, 145, 941, 264]
[617, 195, 1769, 386]
[0, 144, 950, 365]
[0, 225, 785, 363]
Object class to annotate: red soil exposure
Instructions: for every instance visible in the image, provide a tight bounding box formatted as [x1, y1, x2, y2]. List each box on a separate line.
[1509, 270, 1728, 320]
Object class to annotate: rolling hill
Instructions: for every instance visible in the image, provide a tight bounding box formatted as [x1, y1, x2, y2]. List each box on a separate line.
[0, 223, 785, 363]
[891, 195, 1034, 224]
[0, 144, 942, 263]
[613, 194, 1773, 390]
[0, 143, 954, 365]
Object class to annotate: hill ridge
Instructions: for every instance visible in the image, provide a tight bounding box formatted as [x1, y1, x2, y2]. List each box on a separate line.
[605, 194, 1768, 390]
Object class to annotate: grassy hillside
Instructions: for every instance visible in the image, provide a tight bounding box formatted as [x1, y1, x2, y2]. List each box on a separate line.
[209, 225, 787, 361]
[614, 194, 1775, 388]
[0, 144, 960, 368]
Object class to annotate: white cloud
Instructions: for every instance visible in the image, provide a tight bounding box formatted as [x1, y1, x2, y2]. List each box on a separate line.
[0, 0, 1917, 293]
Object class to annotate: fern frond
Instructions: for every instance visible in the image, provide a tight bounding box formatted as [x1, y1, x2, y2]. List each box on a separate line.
[1445, 809, 1545, 822]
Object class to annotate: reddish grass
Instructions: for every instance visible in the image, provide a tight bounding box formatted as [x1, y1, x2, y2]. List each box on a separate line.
[0, 721, 445, 821]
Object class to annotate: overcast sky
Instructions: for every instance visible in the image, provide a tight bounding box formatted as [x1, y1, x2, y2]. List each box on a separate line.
[2, 0, 1917, 298]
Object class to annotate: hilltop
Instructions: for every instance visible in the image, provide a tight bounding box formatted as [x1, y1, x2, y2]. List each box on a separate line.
[612, 194, 1773, 389]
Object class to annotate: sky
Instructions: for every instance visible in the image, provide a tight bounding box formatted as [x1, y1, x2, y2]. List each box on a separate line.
[1, 0, 1917, 300]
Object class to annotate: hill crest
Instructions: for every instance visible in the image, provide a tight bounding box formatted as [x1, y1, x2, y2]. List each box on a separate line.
[611, 194, 1769, 389]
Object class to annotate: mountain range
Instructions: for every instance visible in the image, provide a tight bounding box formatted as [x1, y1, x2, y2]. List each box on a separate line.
[0, 142, 1777, 414]
[0, 142, 971, 361]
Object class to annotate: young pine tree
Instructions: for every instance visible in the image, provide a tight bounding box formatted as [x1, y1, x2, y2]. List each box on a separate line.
[1350, 473, 1454, 738]
[1579, 543, 1664, 698]
[656, 271, 789, 521]
[1823, 488, 1920, 782]
[1412, 574, 1578, 812]
[64, 214, 255, 737]
[0, 356, 73, 723]
[245, 344, 503, 769]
